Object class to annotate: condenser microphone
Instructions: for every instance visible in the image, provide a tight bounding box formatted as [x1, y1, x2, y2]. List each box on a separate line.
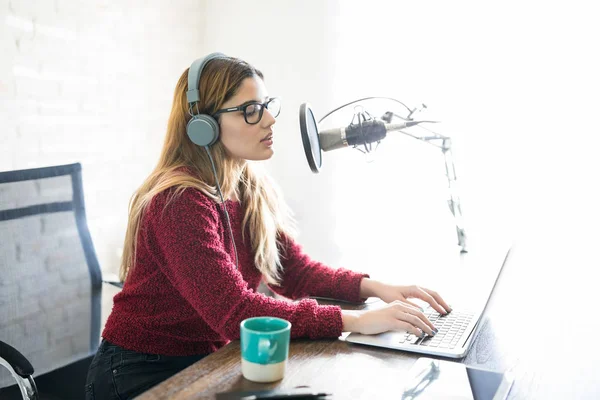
[299, 102, 435, 173]
[318, 120, 424, 152]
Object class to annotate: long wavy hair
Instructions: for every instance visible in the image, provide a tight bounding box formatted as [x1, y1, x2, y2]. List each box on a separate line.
[119, 56, 295, 285]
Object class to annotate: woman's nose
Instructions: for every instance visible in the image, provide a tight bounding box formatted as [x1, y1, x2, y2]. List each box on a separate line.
[262, 108, 277, 126]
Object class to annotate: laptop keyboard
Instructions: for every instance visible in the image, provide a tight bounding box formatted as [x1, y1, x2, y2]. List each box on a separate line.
[398, 307, 475, 349]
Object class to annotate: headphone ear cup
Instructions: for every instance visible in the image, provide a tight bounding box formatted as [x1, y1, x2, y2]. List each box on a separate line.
[186, 114, 220, 147]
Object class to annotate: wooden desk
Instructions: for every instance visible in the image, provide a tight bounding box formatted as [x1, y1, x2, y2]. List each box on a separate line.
[138, 238, 600, 399]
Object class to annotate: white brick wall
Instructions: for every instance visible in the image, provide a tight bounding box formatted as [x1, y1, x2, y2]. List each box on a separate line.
[1, 0, 208, 275]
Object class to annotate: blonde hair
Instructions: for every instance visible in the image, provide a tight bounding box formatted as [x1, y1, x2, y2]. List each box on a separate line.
[119, 56, 295, 285]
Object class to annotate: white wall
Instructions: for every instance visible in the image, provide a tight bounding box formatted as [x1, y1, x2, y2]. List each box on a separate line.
[1, 0, 207, 274]
[327, 1, 600, 282]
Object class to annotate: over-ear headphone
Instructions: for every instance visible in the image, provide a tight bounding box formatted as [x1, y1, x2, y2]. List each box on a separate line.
[186, 52, 227, 147]
[185, 52, 240, 270]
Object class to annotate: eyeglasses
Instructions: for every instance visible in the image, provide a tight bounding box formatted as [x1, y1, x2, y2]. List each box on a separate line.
[213, 97, 281, 125]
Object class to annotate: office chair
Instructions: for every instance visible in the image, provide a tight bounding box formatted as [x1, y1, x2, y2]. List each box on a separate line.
[0, 163, 121, 400]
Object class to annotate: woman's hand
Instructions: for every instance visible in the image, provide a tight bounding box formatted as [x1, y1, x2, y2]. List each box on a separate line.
[342, 301, 438, 336]
[360, 278, 452, 315]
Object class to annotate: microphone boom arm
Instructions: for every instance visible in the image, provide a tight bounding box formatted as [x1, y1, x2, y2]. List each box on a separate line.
[390, 126, 467, 253]
[305, 99, 468, 253]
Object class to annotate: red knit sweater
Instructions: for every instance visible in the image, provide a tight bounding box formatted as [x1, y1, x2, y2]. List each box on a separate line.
[102, 187, 369, 356]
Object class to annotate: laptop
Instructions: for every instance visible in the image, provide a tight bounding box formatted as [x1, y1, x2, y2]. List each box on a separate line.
[344, 242, 512, 359]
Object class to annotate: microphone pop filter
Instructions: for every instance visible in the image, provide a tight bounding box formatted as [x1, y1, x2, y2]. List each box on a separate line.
[299, 103, 322, 173]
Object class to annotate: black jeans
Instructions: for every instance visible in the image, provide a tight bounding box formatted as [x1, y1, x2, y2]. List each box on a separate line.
[85, 340, 206, 400]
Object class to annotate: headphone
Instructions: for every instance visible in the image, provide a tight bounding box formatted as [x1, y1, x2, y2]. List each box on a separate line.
[186, 52, 227, 147]
[185, 52, 239, 270]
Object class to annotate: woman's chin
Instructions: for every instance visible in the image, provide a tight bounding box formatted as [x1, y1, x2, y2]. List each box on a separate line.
[246, 148, 274, 161]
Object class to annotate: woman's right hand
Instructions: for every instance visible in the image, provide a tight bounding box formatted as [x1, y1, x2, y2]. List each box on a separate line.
[341, 301, 438, 337]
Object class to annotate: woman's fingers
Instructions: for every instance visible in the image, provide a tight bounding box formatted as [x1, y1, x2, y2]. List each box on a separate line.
[407, 286, 448, 314]
[400, 312, 435, 336]
[392, 303, 437, 335]
[391, 299, 421, 311]
[399, 299, 423, 310]
[393, 319, 423, 337]
[421, 287, 452, 313]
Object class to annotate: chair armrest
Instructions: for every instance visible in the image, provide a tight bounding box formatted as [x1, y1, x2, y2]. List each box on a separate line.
[101, 272, 124, 289]
[102, 279, 124, 289]
[0, 340, 34, 377]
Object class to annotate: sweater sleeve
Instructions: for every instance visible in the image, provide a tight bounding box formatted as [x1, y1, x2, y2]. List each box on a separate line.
[267, 234, 370, 303]
[147, 189, 342, 340]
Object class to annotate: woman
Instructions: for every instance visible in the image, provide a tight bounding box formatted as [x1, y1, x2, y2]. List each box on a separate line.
[85, 53, 451, 399]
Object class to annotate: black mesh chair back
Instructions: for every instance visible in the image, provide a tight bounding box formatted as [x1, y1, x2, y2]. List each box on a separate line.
[0, 163, 102, 399]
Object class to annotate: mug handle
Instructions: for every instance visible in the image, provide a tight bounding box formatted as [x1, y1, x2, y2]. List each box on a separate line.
[257, 338, 278, 364]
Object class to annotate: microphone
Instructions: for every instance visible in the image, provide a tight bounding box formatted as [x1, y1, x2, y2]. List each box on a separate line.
[318, 119, 425, 152]
[299, 102, 435, 173]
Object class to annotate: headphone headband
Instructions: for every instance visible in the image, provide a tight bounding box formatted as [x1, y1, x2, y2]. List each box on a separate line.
[185, 52, 227, 148]
[186, 52, 226, 105]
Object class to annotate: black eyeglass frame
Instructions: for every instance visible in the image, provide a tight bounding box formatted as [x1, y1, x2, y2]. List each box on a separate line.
[213, 97, 281, 125]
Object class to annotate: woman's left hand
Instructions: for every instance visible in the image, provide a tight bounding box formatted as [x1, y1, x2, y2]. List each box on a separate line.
[361, 279, 452, 315]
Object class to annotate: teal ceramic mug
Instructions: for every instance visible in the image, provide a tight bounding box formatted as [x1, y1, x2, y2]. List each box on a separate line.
[240, 317, 291, 382]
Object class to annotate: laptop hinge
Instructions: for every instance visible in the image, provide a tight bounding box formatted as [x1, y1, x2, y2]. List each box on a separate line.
[462, 319, 480, 348]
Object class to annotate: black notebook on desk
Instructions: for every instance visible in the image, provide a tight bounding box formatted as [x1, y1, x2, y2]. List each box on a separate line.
[216, 386, 330, 400]
[401, 357, 514, 400]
